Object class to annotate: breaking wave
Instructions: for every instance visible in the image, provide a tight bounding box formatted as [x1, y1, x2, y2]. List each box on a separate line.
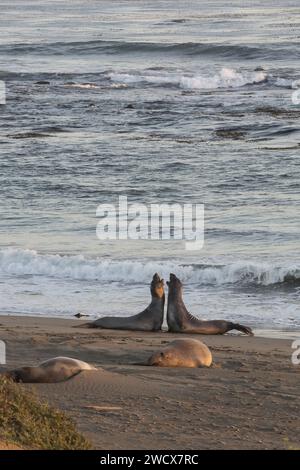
[0, 249, 299, 287]
[108, 67, 268, 90]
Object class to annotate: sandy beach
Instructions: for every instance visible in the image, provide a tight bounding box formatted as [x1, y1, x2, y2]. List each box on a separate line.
[0, 315, 299, 450]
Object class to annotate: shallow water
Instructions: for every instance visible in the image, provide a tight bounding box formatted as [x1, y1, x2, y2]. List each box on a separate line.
[0, 1, 299, 328]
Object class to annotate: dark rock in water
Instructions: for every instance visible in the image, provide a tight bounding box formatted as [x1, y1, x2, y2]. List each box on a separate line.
[41, 126, 67, 133]
[171, 18, 188, 23]
[8, 127, 68, 139]
[7, 132, 53, 139]
[35, 80, 50, 85]
[215, 129, 246, 140]
[254, 106, 300, 118]
[125, 104, 134, 109]
[74, 313, 90, 318]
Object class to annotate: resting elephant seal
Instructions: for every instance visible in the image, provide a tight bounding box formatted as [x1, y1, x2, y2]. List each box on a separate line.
[147, 338, 212, 367]
[167, 273, 253, 336]
[2, 357, 97, 383]
[89, 273, 165, 331]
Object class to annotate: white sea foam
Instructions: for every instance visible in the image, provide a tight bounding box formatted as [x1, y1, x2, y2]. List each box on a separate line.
[108, 68, 267, 90]
[0, 249, 298, 286]
[64, 83, 100, 89]
[274, 77, 294, 88]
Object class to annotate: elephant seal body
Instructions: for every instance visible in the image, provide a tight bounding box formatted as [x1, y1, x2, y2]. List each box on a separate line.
[148, 338, 212, 368]
[3, 357, 96, 383]
[167, 273, 253, 336]
[90, 273, 165, 331]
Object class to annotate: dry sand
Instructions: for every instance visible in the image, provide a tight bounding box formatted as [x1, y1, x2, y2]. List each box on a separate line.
[0, 315, 299, 450]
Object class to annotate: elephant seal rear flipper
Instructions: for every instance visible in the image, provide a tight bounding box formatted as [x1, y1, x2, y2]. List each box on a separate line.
[89, 273, 165, 331]
[167, 273, 253, 336]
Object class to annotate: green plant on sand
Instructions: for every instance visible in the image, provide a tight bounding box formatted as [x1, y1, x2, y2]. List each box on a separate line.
[0, 376, 91, 450]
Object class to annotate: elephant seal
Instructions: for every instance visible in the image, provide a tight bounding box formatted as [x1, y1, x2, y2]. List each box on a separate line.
[2, 357, 97, 383]
[167, 273, 253, 336]
[89, 273, 165, 331]
[147, 338, 212, 368]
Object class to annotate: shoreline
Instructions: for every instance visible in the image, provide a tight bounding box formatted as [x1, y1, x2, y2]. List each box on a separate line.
[1, 313, 299, 340]
[0, 314, 299, 449]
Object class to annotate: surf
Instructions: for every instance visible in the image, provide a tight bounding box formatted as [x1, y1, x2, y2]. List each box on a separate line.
[0, 249, 298, 287]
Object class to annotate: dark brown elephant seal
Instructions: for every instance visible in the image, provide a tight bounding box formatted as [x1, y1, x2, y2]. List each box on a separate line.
[89, 273, 165, 331]
[167, 273, 253, 336]
[2, 357, 97, 383]
[148, 338, 212, 367]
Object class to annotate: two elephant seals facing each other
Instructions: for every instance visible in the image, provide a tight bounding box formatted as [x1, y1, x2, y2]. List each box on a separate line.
[167, 273, 253, 336]
[89, 273, 165, 331]
[148, 338, 212, 368]
[2, 357, 97, 383]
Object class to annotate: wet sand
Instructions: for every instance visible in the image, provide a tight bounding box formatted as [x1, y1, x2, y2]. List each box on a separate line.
[0, 315, 299, 450]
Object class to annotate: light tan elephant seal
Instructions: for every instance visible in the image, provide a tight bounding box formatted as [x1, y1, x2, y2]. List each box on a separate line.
[2, 357, 97, 383]
[147, 338, 212, 368]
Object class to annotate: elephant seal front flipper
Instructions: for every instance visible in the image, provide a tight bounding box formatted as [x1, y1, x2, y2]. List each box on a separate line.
[2, 357, 97, 383]
[167, 273, 253, 336]
[90, 273, 165, 331]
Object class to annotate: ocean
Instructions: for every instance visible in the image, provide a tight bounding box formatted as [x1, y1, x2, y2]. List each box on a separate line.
[0, 0, 299, 330]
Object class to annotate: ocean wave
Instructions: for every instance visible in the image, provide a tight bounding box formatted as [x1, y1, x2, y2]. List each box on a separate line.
[274, 77, 300, 89]
[2, 68, 295, 94]
[1, 40, 299, 60]
[0, 249, 299, 287]
[108, 68, 267, 90]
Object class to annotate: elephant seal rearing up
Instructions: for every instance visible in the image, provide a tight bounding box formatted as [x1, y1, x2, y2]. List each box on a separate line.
[148, 338, 212, 367]
[2, 357, 97, 383]
[167, 273, 253, 336]
[90, 273, 165, 331]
